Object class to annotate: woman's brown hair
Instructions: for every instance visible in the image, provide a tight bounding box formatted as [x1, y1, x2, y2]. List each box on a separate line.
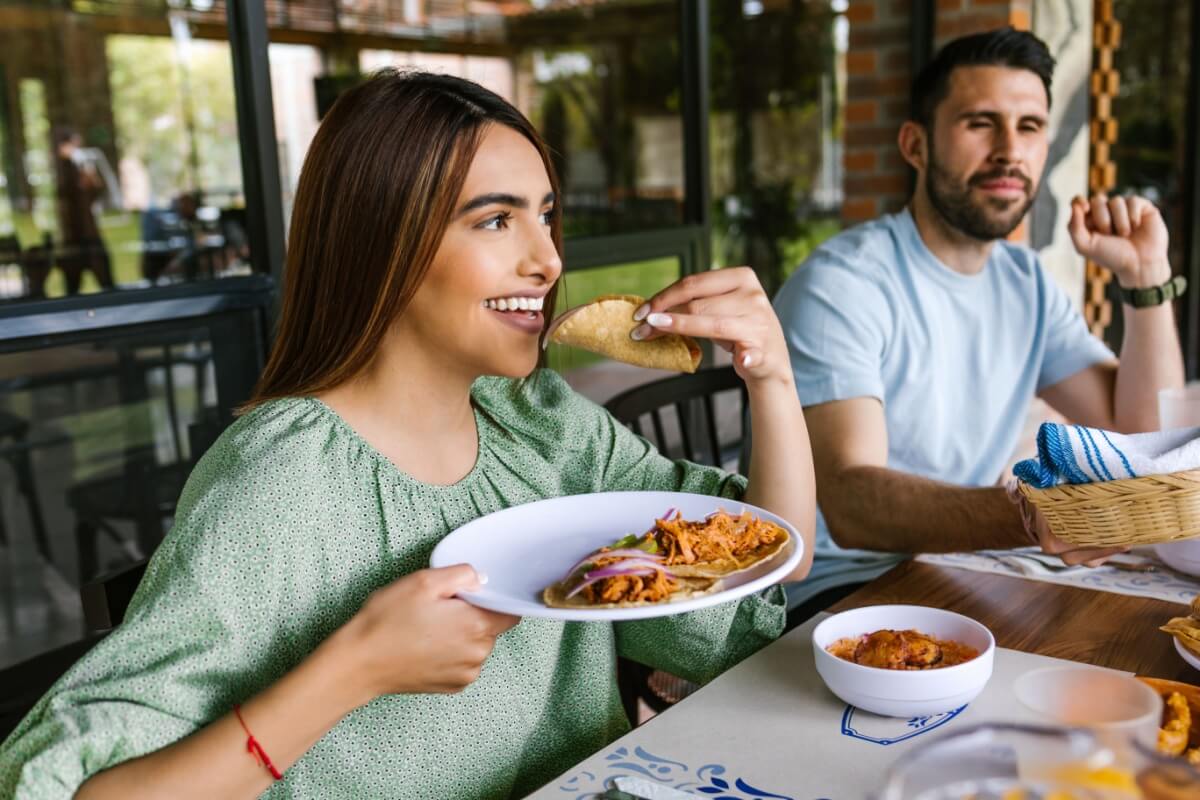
[245, 70, 562, 409]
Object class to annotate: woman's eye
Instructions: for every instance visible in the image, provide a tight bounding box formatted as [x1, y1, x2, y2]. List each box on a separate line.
[539, 209, 554, 226]
[478, 212, 511, 231]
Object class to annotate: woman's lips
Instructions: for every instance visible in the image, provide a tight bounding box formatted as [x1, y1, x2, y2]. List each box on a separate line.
[488, 307, 544, 335]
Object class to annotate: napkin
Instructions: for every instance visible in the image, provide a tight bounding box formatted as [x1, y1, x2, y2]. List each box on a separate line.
[1013, 422, 1200, 488]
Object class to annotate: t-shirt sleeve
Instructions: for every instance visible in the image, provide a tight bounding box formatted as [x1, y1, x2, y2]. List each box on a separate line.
[774, 249, 893, 407]
[1036, 265, 1116, 391]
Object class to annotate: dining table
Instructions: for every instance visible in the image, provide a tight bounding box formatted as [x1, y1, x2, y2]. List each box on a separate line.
[524, 558, 1199, 799]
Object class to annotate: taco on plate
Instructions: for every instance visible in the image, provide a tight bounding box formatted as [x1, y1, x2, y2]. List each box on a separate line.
[542, 542, 721, 609]
[542, 509, 789, 609]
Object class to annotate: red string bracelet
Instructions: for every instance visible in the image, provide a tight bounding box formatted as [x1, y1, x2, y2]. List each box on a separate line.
[233, 704, 284, 781]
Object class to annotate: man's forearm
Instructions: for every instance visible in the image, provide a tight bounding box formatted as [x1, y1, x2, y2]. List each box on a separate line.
[1114, 301, 1184, 432]
[822, 465, 1030, 553]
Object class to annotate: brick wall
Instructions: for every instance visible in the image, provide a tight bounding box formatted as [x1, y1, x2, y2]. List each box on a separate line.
[842, 0, 1035, 225]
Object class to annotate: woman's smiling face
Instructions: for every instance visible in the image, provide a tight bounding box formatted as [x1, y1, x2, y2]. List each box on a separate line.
[398, 123, 562, 379]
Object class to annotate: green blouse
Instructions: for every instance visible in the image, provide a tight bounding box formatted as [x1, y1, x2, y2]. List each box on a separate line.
[0, 370, 785, 799]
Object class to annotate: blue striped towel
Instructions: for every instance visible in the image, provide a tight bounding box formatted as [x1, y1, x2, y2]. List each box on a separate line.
[1014, 423, 1200, 488]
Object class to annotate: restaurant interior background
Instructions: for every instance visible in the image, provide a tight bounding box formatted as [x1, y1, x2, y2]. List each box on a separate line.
[0, 0, 1197, 735]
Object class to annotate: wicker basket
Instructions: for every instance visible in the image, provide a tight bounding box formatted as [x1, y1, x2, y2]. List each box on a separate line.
[1018, 470, 1200, 548]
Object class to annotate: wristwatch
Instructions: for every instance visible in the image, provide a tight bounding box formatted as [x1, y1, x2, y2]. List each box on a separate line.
[1120, 274, 1187, 308]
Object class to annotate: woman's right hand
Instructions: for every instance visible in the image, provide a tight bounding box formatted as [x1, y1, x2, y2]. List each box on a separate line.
[341, 565, 520, 697]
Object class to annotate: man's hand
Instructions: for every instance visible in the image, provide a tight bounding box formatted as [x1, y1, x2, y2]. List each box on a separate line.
[1031, 505, 1128, 567]
[1067, 193, 1171, 289]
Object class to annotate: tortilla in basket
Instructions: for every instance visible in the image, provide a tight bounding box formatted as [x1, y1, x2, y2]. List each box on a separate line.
[547, 294, 702, 373]
[659, 511, 791, 579]
[542, 574, 722, 610]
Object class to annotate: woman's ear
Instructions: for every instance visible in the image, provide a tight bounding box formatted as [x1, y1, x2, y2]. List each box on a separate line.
[897, 121, 927, 173]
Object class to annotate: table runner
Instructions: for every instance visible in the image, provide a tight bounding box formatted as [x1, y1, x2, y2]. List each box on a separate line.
[915, 547, 1200, 605]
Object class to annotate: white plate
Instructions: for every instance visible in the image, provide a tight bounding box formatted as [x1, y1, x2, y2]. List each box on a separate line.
[1176, 637, 1200, 672]
[428, 490, 802, 621]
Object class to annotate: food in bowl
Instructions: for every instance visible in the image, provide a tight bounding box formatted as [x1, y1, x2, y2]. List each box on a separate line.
[811, 605, 995, 718]
[542, 508, 788, 608]
[1138, 677, 1200, 766]
[825, 628, 980, 670]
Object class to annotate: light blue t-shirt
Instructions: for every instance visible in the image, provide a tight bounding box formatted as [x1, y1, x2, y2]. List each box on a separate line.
[775, 208, 1115, 607]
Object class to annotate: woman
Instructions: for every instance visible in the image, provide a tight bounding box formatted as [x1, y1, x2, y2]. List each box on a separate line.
[0, 71, 815, 799]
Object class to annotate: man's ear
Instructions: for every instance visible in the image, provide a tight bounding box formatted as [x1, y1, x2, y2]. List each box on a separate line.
[897, 121, 927, 173]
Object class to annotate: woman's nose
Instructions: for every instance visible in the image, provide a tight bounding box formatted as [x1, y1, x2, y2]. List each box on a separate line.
[521, 225, 562, 282]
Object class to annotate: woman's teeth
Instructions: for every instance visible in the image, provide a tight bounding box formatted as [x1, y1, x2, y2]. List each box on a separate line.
[483, 296, 544, 312]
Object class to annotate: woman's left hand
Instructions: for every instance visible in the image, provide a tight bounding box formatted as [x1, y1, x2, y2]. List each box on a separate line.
[631, 267, 791, 388]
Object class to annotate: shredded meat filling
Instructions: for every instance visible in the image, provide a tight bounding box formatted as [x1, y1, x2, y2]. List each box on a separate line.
[654, 511, 782, 566]
[582, 569, 678, 604]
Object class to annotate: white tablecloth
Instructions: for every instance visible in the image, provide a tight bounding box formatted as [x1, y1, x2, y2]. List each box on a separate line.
[524, 614, 1131, 800]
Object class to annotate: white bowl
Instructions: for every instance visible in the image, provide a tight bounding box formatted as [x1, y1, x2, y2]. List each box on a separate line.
[1154, 538, 1200, 577]
[811, 605, 995, 718]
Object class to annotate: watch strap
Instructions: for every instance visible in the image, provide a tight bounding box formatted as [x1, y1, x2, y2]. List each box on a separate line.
[1121, 274, 1187, 308]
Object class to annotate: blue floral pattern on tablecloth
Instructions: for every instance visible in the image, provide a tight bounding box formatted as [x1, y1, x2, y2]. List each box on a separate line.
[556, 745, 801, 799]
[839, 703, 966, 745]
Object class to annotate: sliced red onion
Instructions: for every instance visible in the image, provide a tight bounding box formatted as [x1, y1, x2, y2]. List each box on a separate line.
[585, 559, 671, 579]
[661, 507, 679, 520]
[565, 560, 675, 599]
[560, 548, 664, 583]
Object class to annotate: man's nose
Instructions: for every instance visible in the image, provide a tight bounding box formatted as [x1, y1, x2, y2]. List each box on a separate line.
[991, 125, 1023, 165]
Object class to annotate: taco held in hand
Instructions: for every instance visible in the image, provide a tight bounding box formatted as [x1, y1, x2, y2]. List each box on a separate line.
[546, 294, 702, 373]
[543, 509, 790, 609]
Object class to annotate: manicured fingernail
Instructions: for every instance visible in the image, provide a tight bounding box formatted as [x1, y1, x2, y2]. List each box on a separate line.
[742, 353, 753, 367]
[646, 313, 671, 327]
[630, 324, 651, 341]
[633, 303, 650, 322]
[476, 571, 489, 585]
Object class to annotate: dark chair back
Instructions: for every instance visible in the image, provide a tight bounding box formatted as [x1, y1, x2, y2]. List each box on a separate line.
[80, 558, 149, 633]
[604, 365, 747, 469]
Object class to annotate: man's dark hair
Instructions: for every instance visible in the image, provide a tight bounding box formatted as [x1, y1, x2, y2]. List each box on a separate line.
[910, 27, 1055, 126]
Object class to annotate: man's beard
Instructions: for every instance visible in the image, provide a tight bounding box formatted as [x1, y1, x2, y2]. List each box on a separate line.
[925, 153, 1036, 242]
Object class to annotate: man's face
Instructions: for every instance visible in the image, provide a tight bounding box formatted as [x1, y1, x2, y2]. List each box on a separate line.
[923, 65, 1050, 241]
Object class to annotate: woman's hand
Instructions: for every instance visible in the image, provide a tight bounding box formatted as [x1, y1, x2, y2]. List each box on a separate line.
[339, 565, 520, 698]
[631, 267, 792, 389]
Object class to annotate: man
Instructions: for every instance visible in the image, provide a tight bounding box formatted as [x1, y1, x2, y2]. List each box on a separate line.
[774, 28, 1185, 616]
[54, 127, 115, 294]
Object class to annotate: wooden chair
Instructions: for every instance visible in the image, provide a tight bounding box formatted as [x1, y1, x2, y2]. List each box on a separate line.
[604, 365, 747, 469]
[603, 365, 748, 724]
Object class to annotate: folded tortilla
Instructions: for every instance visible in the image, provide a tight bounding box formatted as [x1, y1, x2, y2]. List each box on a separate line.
[668, 526, 791, 579]
[547, 294, 701, 373]
[542, 575, 722, 610]
[1161, 617, 1200, 655]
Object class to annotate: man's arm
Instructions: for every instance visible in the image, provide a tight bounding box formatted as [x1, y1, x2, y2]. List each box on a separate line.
[1040, 195, 1184, 432]
[808, 396, 1125, 564]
